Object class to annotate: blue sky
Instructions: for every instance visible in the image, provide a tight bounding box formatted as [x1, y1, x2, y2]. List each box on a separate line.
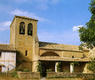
[0, 0, 91, 45]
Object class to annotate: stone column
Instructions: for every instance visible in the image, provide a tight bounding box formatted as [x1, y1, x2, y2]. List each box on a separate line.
[55, 62, 58, 72]
[83, 63, 92, 73]
[32, 61, 39, 72]
[70, 63, 74, 73]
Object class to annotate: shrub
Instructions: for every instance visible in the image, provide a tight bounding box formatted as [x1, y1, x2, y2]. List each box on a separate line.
[47, 69, 52, 72]
[11, 71, 18, 78]
[87, 58, 95, 73]
[57, 62, 62, 72]
[37, 61, 46, 77]
[23, 69, 30, 72]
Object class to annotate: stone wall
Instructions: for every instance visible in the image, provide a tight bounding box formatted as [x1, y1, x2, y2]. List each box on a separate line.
[17, 72, 40, 79]
[47, 72, 95, 79]
[16, 72, 95, 80]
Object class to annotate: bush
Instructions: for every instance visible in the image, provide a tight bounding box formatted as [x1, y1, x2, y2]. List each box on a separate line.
[23, 69, 30, 72]
[57, 62, 62, 72]
[37, 61, 42, 72]
[11, 71, 18, 78]
[47, 69, 52, 72]
[17, 68, 23, 71]
[87, 58, 95, 73]
[37, 61, 46, 77]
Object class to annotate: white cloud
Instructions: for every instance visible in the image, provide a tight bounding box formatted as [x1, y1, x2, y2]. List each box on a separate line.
[73, 25, 83, 31]
[10, 9, 47, 22]
[0, 21, 11, 31]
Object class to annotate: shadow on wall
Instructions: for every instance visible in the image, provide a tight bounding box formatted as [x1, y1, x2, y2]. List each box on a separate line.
[16, 51, 32, 71]
[39, 42, 58, 47]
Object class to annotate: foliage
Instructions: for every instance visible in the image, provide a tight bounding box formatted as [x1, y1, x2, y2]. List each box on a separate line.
[11, 71, 18, 78]
[47, 69, 52, 72]
[23, 69, 30, 72]
[57, 62, 62, 72]
[79, 24, 95, 49]
[37, 61, 46, 77]
[14, 68, 30, 72]
[88, 79, 95, 80]
[87, 58, 95, 73]
[73, 62, 80, 66]
[79, 0, 95, 49]
[17, 68, 23, 72]
[89, 0, 95, 14]
[37, 61, 42, 72]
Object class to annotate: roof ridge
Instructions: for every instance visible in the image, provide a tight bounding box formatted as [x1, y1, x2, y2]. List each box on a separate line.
[39, 41, 79, 46]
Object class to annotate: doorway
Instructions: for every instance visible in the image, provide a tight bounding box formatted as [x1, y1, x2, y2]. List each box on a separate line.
[41, 61, 55, 77]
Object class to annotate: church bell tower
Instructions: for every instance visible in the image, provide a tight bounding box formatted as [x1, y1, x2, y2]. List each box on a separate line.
[10, 16, 39, 71]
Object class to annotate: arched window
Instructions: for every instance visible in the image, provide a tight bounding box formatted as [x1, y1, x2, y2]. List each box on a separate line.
[28, 23, 33, 36]
[19, 22, 25, 34]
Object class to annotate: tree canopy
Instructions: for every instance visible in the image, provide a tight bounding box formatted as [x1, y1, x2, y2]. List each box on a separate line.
[79, 0, 95, 49]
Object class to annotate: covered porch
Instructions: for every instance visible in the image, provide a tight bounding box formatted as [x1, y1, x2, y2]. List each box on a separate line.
[39, 60, 87, 73]
[39, 49, 90, 73]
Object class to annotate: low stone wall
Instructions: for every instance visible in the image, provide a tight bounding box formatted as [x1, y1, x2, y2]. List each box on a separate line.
[47, 72, 95, 79]
[46, 78, 83, 80]
[16, 72, 95, 80]
[17, 72, 40, 79]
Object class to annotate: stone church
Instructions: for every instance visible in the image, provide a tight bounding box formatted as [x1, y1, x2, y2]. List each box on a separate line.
[0, 16, 91, 73]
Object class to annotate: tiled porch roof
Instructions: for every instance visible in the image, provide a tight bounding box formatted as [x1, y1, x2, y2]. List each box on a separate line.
[39, 41, 89, 52]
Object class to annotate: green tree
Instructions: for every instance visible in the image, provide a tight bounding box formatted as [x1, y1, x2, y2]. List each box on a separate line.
[79, 0, 95, 49]
[79, 0, 95, 73]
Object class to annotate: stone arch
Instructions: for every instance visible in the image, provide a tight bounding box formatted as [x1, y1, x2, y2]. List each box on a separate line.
[41, 51, 59, 57]
[27, 23, 33, 36]
[19, 22, 25, 34]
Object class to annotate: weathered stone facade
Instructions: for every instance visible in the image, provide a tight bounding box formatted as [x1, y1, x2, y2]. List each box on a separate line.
[0, 16, 92, 73]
